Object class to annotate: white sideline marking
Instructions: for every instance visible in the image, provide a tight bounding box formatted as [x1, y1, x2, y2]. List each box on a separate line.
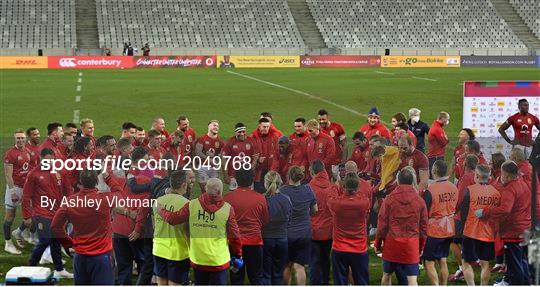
[375, 71, 395, 75]
[78, 72, 83, 77]
[73, 110, 80, 123]
[226, 70, 368, 118]
[76, 85, 82, 91]
[412, 76, 437, 82]
[75, 96, 81, 102]
[78, 78, 82, 83]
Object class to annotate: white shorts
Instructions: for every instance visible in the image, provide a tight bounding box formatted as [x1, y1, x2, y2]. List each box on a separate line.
[197, 167, 219, 184]
[5, 185, 23, 209]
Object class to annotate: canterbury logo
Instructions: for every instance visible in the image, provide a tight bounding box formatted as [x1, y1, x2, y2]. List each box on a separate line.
[59, 58, 77, 67]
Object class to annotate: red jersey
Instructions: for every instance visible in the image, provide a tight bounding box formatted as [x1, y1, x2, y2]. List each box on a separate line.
[251, 130, 279, 181]
[328, 189, 371, 253]
[399, 149, 429, 183]
[427, 121, 449, 158]
[181, 127, 197, 157]
[22, 166, 72, 219]
[309, 171, 340, 241]
[146, 144, 165, 161]
[391, 130, 417, 147]
[162, 139, 185, 166]
[51, 176, 123, 256]
[454, 144, 465, 163]
[506, 112, 540, 146]
[222, 137, 258, 177]
[40, 137, 65, 160]
[517, 160, 533, 186]
[4, 146, 32, 187]
[359, 123, 391, 141]
[349, 146, 369, 172]
[25, 143, 40, 167]
[223, 187, 269, 245]
[321, 122, 346, 165]
[306, 133, 335, 175]
[271, 141, 308, 181]
[454, 153, 488, 180]
[196, 134, 225, 156]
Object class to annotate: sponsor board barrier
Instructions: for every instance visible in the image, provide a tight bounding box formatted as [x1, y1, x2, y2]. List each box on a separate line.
[381, 56, 461, 68]
[48, 56, 134, 69]
[461, 56, 537, 67]
[216, 55, 300, 68]
[300, 56, 380, 67]
[134, 56, 216, 68]
[0, 56, 48, 69]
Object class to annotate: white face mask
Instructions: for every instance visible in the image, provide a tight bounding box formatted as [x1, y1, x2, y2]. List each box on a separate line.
[411, 116, 420, 124]
[445, 119, 450, 126]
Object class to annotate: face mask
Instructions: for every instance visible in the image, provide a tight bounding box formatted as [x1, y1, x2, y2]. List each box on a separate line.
[445, 119, 450, 126]
[411, 116, 420, 124]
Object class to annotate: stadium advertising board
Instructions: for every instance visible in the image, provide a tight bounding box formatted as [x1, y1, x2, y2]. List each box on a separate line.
[134, 56, 217, 68]
[0, 56, 48, 69]
[461, 56, 537, 67]
[300, 56, 380, 67]
[463, 81, 540, 157]
[48, 56, 134, 69]
[381, 56, 461, 67]
[216, 56, 300, 68]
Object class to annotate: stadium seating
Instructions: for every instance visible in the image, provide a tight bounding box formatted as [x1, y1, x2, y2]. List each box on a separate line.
[96, 0, 306, 49]
[510, 0, 540, 39]
[0, 0, 76, 49]
[307, 0, 527, 49]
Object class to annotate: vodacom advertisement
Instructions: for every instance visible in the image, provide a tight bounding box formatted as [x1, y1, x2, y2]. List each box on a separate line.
[48, 56, 134, 69]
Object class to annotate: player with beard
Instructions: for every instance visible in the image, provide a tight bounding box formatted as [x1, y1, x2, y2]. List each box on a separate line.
[59, 134, 75, 159]
[134, 127, 148, 147]
[176, 115, 197, 158]
[94, 135, 116, 160]
[151, 117, 170, 139]
[40, 122, 65, 160]
[397, 136, 429, 192]
[453, 140, 488, 180]
[448, 128, 475, 178]
[349, 132, 369, 172]
[252, 118, 280, 192]
[359, 107, 391, 141]
[499, 98, 540, 155]
[80, 119, 96, 145]
[223, 123, 258, 191]
[195, 120, 224, 193]
[257, 112, 283, 138]
[3, 129, 32, 255]
[26, 127, 41, 166]
[305, 120, 336, 179]
[121, 122, 137, 140]
[289, 118, 309, 173]
[318, 109, 347, 179]
[162, 130, 185, 165]
[427, 112, 450, 178]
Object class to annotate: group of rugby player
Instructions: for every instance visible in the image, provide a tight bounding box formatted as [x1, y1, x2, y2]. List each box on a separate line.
[2, 99, 539, 285]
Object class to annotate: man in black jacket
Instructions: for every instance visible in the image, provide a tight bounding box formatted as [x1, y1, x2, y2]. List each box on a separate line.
[407, 108, 430, 153]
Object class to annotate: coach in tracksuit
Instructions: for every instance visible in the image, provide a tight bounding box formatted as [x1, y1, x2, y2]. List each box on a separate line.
[476, 161, 531, 285]
[51, 170, 122, 284]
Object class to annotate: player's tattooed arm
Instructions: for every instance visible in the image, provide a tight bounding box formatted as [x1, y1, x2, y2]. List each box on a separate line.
[195, 142, 206, 159]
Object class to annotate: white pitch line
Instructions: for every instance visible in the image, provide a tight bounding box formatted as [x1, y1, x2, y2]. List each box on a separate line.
[227, 70, 368, 118]
[412, 76, 437, 82]
[77, 78, 82, 83]
[76, 85, 81, 91]
[75, 96, 81, 102]
[375, 71, 395, 75]
[73, 110, 80, 123]
[78, 72, 83, 77]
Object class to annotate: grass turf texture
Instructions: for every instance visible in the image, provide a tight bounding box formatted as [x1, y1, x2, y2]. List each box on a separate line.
[0, 67, 539, 285]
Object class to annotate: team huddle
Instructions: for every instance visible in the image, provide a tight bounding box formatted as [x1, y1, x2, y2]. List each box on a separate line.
[3, 99, 539, 285]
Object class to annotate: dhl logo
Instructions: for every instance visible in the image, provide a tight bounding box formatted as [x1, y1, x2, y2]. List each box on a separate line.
[15, 60, 38, 65]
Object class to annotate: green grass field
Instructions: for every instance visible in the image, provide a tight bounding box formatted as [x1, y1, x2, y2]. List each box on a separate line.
[0, 67, 539, 285]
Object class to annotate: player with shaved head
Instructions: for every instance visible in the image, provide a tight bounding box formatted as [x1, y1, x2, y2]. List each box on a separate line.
[195, 120, 224, 192]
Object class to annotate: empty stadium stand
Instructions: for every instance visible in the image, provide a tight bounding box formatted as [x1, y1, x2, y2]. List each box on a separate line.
[0, 0, 76, 49]
[307, 0, 527, 49]
[96, 0, 306, 49]
[509, 0, 540, 40]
